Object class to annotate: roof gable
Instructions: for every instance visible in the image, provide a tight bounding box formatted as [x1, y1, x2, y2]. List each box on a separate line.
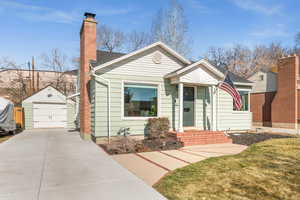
[23, 86, 68, 103]
[93, 42, 191, 73]
[166, 59, 225, 79]
[179, 65, 220, 85]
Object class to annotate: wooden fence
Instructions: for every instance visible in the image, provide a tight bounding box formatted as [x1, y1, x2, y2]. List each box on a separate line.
[14, 106, 24, 129]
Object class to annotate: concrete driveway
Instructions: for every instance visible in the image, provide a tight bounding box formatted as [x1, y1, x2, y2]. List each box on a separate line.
[0, 129, 166, 200]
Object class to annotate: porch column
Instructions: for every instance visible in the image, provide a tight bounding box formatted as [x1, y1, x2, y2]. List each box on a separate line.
[178, 83, 184, 132]
[210, 85, 217, 131]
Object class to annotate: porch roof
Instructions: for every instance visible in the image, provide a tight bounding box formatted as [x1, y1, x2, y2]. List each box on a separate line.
[165, 59, 253, 86]
[165, 59, 223, 85]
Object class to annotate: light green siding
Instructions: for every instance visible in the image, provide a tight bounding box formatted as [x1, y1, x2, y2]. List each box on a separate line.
[67, 102, 76, 129]
[90, 79, 96, 134]
[22, 102, 33, 129]
[217, 89, 252, 130]
[91, 75, 253, 137]
[92, 73, 177, 137]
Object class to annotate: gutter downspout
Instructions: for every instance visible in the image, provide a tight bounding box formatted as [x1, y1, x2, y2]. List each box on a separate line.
[90, 67, 111, 143]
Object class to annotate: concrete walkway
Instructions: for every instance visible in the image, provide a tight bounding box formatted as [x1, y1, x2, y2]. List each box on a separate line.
[113, 143, 247, 186]
[252, 126, 300, 135]
[0, 129, 166, 200]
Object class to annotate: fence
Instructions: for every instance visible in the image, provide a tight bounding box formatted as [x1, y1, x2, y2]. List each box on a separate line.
[14, 106, 24, 129]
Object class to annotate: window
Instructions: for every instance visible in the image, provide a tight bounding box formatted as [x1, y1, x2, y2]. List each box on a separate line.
[259, 75, 264, 81]
[233, 91, 249, 111]
[124, 83, 158, 117]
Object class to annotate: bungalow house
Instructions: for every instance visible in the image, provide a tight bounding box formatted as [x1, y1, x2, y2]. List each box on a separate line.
[78, 13, 253, 144]
[249, 54, 300, 129]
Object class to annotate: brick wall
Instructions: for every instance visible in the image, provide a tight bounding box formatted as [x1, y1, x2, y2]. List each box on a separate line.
[250, 92, 276, 127]
[79, 13, 97, 138]
[271, 55, 299, 129]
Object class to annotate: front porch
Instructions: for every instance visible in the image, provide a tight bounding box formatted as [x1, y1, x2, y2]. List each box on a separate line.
[169, 129, 232, 146]
[166, 60, 224, 133]
[166, 60, 232, 146]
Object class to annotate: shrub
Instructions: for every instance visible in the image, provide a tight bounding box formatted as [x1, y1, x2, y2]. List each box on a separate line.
[147, 117, 170, 139]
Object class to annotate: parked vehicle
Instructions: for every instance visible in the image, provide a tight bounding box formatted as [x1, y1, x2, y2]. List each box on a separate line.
[0, 97, 16, 135]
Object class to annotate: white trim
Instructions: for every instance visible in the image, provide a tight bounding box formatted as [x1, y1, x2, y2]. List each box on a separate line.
[236, 88, 252, 91]
[212, 85, 217, 131]
[232, 111, 250, 114]
[178, 83, 184, 132]
[121, 80, 161, 120]
[67, 92, 80, 99]
[194, 86, 197, 128]
[210, 86, 214, 131]
[216, 87, 219, 131]
[94, 42, 191, 73]
[91, 70, 111, 141]
[232, 90, 250, 113]
[165, 59, 224, 79]
[182, 85, 197, 128]
[234, 82, 254, 86]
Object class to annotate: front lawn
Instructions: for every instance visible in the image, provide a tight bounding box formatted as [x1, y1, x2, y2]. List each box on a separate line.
[154, 138, 300, 200]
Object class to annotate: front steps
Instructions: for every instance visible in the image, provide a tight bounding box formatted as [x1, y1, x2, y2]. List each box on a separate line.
[169, 130, 232, 146]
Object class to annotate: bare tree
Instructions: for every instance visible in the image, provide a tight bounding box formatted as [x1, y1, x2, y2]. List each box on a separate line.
[151, 0, 190, 56]
[71, 56, 80, 69]
[295, 32, 300, 48]
[293, 32, 300, 55]
[41, 49, 75, 95]
[97, 24, 125, 52]
[205, 42, 288, 78]
[0, 58, 31, 104]
[126, 31, 151, 52]
[204, 47, 229, 68]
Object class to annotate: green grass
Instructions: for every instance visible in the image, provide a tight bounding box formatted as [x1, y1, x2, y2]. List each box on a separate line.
[154, 138, 300, 200]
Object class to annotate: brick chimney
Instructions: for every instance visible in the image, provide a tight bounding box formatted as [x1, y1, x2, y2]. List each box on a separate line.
[79, 12, 97, 139]
[271, 55, 299, 129]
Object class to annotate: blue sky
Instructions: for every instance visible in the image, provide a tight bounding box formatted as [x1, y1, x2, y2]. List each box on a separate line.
[0, 0, 299, 70]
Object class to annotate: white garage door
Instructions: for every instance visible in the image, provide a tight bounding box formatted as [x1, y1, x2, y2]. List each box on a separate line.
[33, 103, 67, 128]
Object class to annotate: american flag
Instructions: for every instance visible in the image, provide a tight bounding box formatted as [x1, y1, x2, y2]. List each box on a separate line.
[218, 73, 242, 110]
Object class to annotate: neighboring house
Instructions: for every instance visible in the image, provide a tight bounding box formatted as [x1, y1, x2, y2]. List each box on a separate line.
[77, 13, 253, 142]
[248, 70, 277, 127]
[22, 85, 76, 129]
[0, 69, 77, 103]
[249, 55, 300, 129]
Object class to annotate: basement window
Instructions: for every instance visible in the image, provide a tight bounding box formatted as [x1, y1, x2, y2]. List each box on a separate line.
[123, 83, 158, 117]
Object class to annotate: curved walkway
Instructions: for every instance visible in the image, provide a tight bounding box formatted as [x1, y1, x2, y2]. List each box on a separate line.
[0, 129, 166, 200]
[113, 143, 247, 185]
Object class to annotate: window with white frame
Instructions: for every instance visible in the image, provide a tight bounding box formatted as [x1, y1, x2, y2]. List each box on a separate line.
[124, 83, 158, 117]
[233, 91, 249, 111]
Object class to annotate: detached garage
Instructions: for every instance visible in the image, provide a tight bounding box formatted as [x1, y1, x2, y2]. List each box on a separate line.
[22, 86, 76, 129]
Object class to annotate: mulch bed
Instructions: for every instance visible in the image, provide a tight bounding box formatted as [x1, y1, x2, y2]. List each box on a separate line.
[100, 136, 183, 155]
[228, 132, 295, 146]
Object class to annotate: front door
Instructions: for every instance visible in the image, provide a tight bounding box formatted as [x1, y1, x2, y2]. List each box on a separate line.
[183, 87, 195, 127]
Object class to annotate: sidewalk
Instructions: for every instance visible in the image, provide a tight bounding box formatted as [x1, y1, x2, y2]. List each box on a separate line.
[252, 126, 300, 135]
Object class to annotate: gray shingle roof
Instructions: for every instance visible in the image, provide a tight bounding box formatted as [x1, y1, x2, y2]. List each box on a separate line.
[215, 66, 252, 83]
[92, 50, 251, 83]
[95, 50, 125, 66]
